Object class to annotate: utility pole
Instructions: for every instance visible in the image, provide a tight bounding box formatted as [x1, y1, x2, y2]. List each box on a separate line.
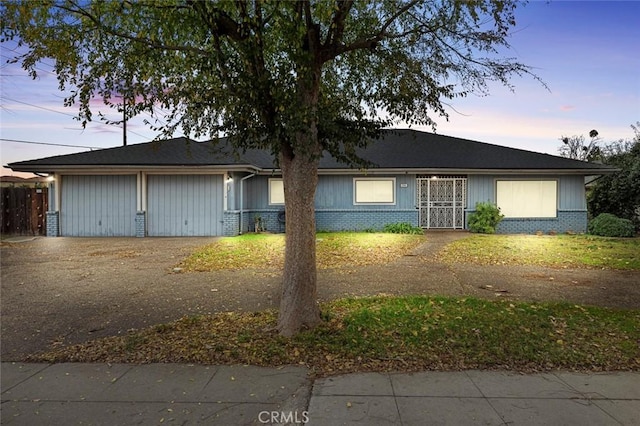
[122, 94, 127, 146]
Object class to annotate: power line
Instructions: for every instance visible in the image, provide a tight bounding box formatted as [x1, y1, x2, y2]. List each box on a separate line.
[1, 96, 157, 141]
[2, 96, 78, 118]
[0, 138, 105, 150]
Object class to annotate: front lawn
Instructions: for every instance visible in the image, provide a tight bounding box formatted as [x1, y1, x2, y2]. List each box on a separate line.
[179, 232, 425, 271]
[438, 234, 640, 270]
[30, 296, 640, 376]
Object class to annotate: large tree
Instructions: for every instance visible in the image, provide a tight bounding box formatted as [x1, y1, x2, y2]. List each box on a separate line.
[588, 123, 640, 230]
[2, 1, 540, 336]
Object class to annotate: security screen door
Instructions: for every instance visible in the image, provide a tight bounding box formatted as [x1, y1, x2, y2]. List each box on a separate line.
[417, 177, 467, 229]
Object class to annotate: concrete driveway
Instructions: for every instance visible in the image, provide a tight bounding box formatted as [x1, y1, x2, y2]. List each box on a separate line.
[1, 237, 283, 361]
[2, 234, 639, 361]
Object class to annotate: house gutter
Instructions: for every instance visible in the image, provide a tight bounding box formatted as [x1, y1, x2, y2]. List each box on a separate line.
[256, 167, 619, 176]
[239, 173, 256, 234]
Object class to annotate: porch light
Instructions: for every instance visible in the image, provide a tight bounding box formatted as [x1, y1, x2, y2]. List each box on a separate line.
[46, 175, 55, 182]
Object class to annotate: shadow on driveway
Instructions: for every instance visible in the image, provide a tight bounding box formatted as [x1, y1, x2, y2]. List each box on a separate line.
[2, 233, 638, 361]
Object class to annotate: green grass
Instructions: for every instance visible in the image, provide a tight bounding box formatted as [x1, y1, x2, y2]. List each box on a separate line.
[438, 234, 640, 270]
[319, 297, 640, 369]
[181, 233, 284, 270]
[180, 232, 425, 271]
[32, 296, 640, 376]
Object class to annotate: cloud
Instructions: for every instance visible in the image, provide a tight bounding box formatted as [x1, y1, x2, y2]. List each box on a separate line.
[560, 105, 576, 112]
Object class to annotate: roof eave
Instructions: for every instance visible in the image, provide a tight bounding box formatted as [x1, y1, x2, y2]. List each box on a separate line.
[9, 162, 618, 176]
[7, 164, 262, 174]
[260, 167, 620, 175]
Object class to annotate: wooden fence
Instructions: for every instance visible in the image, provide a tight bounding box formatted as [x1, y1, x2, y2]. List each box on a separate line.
[1, 187, 48, 236]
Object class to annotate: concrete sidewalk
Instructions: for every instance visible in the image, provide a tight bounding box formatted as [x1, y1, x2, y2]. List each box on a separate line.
[1, 363, 310, 425]
[308, 370, 640, 425]
[2, 363, 639, 425]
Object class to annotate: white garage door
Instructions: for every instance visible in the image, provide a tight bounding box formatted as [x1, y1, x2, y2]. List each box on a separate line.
[147, 175, 224, 236]
[60, 175, 137, 236]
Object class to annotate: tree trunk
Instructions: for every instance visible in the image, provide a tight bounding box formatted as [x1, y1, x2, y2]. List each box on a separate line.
[276, 21, 325, 336]
[276, 141, 322, 336]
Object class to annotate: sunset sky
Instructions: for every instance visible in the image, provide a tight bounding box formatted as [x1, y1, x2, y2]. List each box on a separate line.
[1, 1, 639, 177]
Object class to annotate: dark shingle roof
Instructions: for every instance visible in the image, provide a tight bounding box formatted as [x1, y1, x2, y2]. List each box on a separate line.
[318, 130, 615, 171]
[8, 137, 249, 167]
[7, 130, 616, 173]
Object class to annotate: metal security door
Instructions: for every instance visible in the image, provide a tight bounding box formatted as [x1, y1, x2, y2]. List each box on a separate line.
[417, 177, 467, 229]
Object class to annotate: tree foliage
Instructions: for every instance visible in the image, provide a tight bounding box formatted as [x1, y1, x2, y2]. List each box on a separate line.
[588, 123, 640, 230]
[558, 129, 602, 162]
[2, 0, 541, 335]
[2, 1, 541, 159]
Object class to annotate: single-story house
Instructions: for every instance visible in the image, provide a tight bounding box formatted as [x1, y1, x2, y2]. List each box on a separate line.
[7, 129, 616, 237]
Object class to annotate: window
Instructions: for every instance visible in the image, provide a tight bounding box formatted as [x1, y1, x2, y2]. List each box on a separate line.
[496, 180, 557, 218]
[269, 178, 285, 205]
[354, 178, 395, 205]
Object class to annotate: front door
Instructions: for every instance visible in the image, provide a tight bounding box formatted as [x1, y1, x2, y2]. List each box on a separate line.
[417, 176, 467, 229]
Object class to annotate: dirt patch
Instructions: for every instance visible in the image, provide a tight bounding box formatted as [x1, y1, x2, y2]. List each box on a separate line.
[2, 232, 639, 361]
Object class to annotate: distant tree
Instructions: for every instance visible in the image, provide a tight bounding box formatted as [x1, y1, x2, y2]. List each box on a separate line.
[2, 1, 544, 336]
[558, 129, 602, 161]
[588, 123, 640, 230]
[601, 134, 637, 158]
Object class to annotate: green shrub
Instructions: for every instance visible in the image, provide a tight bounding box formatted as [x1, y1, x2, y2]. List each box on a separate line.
[588, 213, 635, 237]
[467, 202, 504, 234]
[383, 222, 424, 234]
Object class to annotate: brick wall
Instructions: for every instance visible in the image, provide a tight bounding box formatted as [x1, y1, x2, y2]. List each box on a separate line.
[245, 210, 286, 234]
[223, 211, 240, 236]
[494, 210, 588, 234]
[315, 209, 419, 232]
[224, 208, 419, 234]
[46, 211, 59, 237]
[135, 211, 146, 238]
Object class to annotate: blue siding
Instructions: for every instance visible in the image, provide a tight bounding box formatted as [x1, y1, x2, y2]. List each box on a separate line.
[48, 182, 57, 211]
[230, 174, 419, 234]
[223, 172, 588, 236]
[559, 175, 586, 210]
[244, 174, 416, 210]
[60, 175, 137, 237]
[315, 175, 343, 208]
[243, 176, 270, 209]
[467, 174, 585, 210]
[466, 174, 588, 234]
[317, 174, 416, 209]
[467, 175, 495, 207]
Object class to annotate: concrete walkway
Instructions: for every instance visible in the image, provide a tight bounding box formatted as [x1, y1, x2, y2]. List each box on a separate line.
[2, 363, 638, 425]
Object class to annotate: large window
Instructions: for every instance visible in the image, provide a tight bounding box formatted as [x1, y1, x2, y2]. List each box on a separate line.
[496, 180, 557, 218]
[353, 178, 396, 205]
[269, 178, 285, 205]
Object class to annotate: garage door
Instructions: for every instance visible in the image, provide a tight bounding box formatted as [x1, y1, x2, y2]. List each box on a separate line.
[60, 175, 137, 236]
[147, 175, 223, 236]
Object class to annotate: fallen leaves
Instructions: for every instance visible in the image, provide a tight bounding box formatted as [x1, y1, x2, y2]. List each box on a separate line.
[437, 234, 640, 270]
[179, 233, 425, 272]
[27, 296, 640, 377]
